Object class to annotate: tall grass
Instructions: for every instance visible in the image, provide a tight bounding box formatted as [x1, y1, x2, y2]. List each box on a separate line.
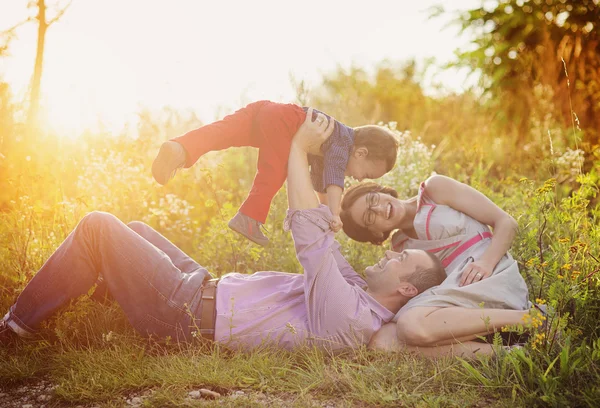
[1, 93, 599, 406]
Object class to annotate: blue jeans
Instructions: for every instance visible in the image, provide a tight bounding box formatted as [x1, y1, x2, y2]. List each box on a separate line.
[5, 211, 213, 341]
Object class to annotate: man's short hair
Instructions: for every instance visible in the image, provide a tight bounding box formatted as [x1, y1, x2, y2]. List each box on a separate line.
[406, 252, 446, 293]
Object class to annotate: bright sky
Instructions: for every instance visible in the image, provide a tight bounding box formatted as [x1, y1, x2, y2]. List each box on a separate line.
[0, 0, 480, 136]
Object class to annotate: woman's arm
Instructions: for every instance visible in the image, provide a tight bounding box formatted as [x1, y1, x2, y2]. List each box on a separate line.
[424, 175, 518, 286]
[368, 322, 495, 358]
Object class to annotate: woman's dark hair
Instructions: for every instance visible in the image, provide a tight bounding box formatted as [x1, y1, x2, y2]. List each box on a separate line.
[340, 182, 398, 245]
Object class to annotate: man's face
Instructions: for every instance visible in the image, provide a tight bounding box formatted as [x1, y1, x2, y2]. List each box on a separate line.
[365, 249, 433, 295]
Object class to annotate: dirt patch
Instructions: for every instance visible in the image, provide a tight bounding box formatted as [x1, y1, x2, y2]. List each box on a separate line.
[0, 379, 349, 407]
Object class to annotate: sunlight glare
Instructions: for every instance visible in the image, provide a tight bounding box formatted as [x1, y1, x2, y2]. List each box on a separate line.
[0, 0, 481, 137]
[41, 29, 139, 137]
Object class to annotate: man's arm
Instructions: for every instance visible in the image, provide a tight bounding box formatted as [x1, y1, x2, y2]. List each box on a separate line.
[288, 144, 321, 210]
[331, 240, 367, 287]
[287, 109, 333, 210]
[288, 115, 342, 230]
[285, 111, 381, 349]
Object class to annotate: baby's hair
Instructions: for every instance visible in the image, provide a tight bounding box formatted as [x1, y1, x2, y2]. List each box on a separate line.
[353, 125, 399, 172]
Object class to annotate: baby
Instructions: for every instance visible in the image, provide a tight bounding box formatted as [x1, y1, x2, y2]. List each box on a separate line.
[152, 101, 398, 246]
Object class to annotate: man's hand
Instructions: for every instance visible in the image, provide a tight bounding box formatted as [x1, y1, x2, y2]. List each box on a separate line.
[292, 107, 335, 155]
[287, 108, 334, 210]
[330, 215, 343, 232]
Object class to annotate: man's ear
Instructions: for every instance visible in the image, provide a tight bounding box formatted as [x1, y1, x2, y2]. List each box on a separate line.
[353, 146, 368, 158]
[397, 282, 418, 298]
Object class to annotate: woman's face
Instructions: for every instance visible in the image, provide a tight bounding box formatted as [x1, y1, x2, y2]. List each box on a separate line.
[346, 191, 405, 238]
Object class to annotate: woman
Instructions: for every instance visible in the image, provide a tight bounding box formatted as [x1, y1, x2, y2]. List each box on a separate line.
[340, 176, 531, 354]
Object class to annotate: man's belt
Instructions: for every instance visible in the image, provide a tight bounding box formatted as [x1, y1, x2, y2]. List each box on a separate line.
[199, 278, 219, 341]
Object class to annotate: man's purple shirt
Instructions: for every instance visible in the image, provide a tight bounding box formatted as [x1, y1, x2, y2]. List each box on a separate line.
[214, 205, 393, 350]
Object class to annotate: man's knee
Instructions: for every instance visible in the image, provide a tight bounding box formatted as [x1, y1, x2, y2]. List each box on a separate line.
[396, 311, 435, 346]
[74, 212, 121, 243]
[81, 211, 118, 228]
[127, 221, 150, 234]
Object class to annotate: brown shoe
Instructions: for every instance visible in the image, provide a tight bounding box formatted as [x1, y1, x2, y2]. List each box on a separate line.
[152, 141, 187, 185]
[228, 212, 269, 246]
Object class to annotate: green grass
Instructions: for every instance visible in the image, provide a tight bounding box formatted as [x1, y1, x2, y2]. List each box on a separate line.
[2, 337, 522, 407]
[1, 113, 599, 406]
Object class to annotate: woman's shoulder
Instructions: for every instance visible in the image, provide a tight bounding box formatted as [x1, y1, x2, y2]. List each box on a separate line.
[420, 175, 466, 205]
[416, 179, 437, 210]
[417, 178, 485, 239]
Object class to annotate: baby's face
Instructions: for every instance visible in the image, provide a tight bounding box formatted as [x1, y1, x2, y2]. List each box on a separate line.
[345, 157, 388, 182]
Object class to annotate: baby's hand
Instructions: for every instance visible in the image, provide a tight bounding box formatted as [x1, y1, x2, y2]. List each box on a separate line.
[330, 215, 343, 232]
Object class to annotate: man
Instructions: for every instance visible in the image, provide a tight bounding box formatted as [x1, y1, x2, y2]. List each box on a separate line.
[1, 110, 445, 351]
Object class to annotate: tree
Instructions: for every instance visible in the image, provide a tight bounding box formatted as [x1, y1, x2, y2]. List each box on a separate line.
[27, 0, 73, 132]
[0, 19, 19, 160]
[1, 0, 73, 134]
[451, 0, 600, 145]
[311, 60, 429, 130]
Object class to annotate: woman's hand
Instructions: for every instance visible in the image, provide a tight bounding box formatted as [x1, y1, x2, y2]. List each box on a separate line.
[459, 259, 494, 286]
[292, 107, 335, 155]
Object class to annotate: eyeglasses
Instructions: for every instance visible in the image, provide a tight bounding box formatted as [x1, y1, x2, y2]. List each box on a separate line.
[363, 192, 379, 226]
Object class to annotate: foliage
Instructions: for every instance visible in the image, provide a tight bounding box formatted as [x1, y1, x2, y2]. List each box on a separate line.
[1, 57, 600, 406]
[311, 61, 496, 162]
[311, 60, 428, 131]
[451, 0, 600, 146]
[307, 57, 596, 181]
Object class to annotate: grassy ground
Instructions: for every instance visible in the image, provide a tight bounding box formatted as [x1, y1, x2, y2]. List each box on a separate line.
[1, 119, 599, 407]
[0, 333, 533, 407]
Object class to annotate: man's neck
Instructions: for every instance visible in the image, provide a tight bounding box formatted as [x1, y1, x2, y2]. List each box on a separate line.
[366, 289, 406, 315]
